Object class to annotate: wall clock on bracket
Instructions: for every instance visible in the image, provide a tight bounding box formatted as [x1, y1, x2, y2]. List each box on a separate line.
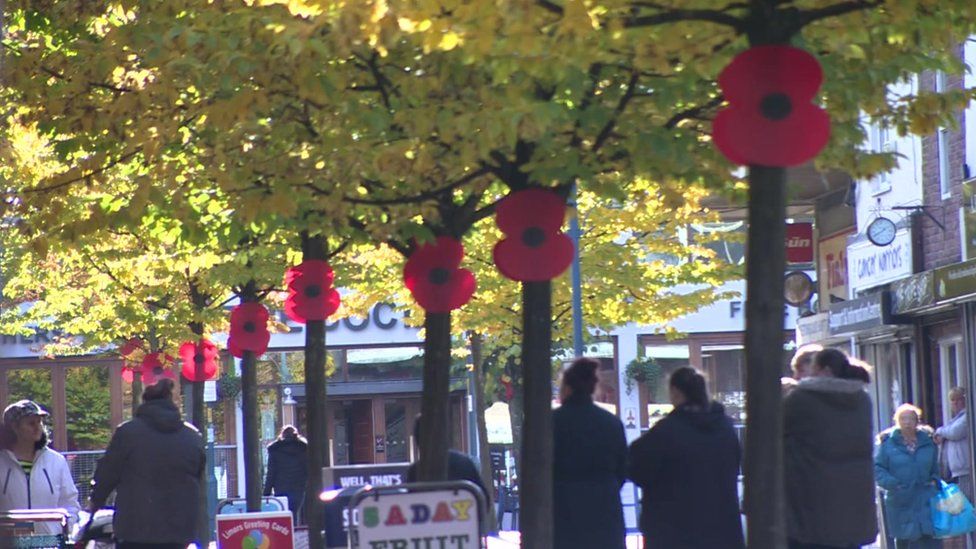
[784, 271, 815, 307]
[867, 216, 897, 247]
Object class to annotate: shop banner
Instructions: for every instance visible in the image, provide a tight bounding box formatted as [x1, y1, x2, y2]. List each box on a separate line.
[216, 511, 294, 549]
[818, 231, 853, 310]
[934, 258, 976, 302]
[847, 230, 912, 294]
[892, 271, 934, 314]
[349, 482, 483, 549]
[828, 292, 901, 336]
[786, 223, 814, 264]
[796, 312, 829, 345]
[322, 463, 410, 491]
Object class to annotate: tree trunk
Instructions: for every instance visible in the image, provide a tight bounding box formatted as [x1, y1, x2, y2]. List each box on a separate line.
[519, 281, 553, 549]
[743, 165, 787, 549]
[507, 356, 524, 490]
[189, 319, 210, 545]
[302, 233, 330, 549]
[470, 332, 497, 530]
[240, 281, 263, 512]
[416, 312, 451, 481]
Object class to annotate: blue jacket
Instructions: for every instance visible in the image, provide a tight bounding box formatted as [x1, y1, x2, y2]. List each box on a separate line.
[875, 429, 940, 540]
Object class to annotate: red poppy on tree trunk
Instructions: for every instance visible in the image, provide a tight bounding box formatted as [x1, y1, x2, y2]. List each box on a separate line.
[712, 45, 830, 167]
[284, 260, 341, 323]
[179, 339, 219, 382]
[141, 353, 176, 385]
[403, 236, 476, 313]
[493, 189, 575, 281]
[228, 302, 271, 358]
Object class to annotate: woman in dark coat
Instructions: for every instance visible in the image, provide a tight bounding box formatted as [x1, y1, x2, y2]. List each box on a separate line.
[263, 425, 308, 523]
[552, 357, 627, 549]
[629, 366, 744, 549]
[90, 379, 205, 549]
[784, 348, 878, 549]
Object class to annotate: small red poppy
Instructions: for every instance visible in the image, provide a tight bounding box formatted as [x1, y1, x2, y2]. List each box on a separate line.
[119, 337, 142, 358]
[403, 236, 476, 313]
[493, 189, 575, 281]
[179, 339, 219, 382]
[712, 45, 830, 167]
[284, 260, 341, 323]
[141, 353, 176, 385]
[121, 363, 139, 383]
[228, 302, 271, 358]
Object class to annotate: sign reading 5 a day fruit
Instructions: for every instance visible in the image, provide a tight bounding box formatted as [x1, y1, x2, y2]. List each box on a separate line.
[349, 483, 483, 549]
[216, 511, 294, 549]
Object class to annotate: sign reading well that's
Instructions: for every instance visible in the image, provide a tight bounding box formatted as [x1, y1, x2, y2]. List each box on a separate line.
[216, 511, 294, 549]
[349, 485, 482, 549]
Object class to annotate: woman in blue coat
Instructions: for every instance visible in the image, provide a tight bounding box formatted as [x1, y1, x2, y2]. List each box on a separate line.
[875, 403, 942, 548]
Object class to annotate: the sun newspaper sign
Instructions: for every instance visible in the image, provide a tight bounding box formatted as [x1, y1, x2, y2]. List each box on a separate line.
[348, 481, 485, 549]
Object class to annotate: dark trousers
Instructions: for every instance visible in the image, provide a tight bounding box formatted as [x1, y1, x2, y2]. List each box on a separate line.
[893, 537, 943, 549]
[788, 540, 859, 549]
[117, 543, 186, 549]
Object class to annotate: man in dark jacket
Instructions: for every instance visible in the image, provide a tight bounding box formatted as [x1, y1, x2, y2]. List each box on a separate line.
[90, 379, 205, 549]
[405, 415, 488, 500]
[263, 425, 308, 523]
[629, 367, 744, 549]
[553, 358, 627, 549]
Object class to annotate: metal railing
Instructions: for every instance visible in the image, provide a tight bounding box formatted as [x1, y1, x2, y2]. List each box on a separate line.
[63, 445, 239, 504]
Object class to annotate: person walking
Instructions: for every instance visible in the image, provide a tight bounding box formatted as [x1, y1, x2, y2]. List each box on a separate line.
[552, 357, 627, 549]
[876, 403, 942, 549]
[405, 414, 488, 499]
[263, 425, 308, 523]
[935, 388, 971, 500]
[89, 379, 205, 549]
[784, 348, 877, 549]
[0, 400, 80, 535]
[629, 366, 744, 549]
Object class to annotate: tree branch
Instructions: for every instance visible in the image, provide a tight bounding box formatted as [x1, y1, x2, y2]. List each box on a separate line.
[624, 3, 746, 31]
[341, 167, 490, 205]
[798, 0, 882, 26]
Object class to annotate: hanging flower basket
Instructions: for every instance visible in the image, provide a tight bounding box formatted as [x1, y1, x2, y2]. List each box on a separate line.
[624, 357, 663, 393]
[403, 236, 476, 313]
[493, 188, 575, 281]
[217, 373, 243, 400]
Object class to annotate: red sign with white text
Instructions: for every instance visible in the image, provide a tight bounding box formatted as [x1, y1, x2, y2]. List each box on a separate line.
[786, 223, 814, 264]
[216, 511, 294, 549]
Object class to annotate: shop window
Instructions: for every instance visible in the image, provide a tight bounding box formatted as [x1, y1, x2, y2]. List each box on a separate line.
[701, 346, 745, 423]
[939, 339, 965, 423]
[65, 366, 112, 451]
[385, 401, 408, 463]
[346, 347, 423, 382]
[641, 344, 689, 427]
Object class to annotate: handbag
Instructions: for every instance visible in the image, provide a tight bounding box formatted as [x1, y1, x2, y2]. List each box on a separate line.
[931, 480, 976, 538]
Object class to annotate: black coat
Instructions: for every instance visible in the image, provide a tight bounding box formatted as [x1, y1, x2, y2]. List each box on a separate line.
[90, 399, 205, 544]
[263, 436, 308, 498]
[629, 402, 744, 549]
[406, 450, 489, 500]
[552, 394, 627, 549]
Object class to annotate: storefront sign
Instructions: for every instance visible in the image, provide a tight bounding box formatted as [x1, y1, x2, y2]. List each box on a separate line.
[349, 483, 483, 549]
[786, 223, 814, 264]
[828, 292, 899, 336]
[847, 229, 912, 294]
[795, 313, 829, 345]
[215, 510, 294, 549]
[892, 271, 934, 314]
[323, 463, 410, 491]
[818, 231, 853, 310]
[934, 258, 976, 301]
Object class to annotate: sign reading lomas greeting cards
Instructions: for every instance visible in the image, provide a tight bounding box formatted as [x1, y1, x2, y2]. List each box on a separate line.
[216, 511, 294, 549]
[349, 483, 483, 549]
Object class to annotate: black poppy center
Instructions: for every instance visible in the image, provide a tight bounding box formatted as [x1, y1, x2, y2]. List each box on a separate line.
[760, 93, 792, 120]
[243, 321, 256, 333]
[153, 366, 164, 375]
[428, 267, 450, 285]
[304, 285, 322, 298]
[521, 227, 546, 248]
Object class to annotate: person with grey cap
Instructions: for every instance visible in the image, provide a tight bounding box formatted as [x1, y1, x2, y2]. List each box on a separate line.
[0, 399, 81, 534]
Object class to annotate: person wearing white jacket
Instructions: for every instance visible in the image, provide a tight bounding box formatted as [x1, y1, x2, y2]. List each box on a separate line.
[935, 387, 972, 500]
[0, 400, 80, 535]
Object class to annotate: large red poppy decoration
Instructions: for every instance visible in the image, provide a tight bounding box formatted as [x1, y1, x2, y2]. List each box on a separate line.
[284, 260, 341, 323]
[141, 353, 176, 385]
[179, 339, 219, 382]
[228, 302, 271, 358]
[493, 189, 575, 281]
[119, 337, 142, 358]
[403, 236, 476, 313]
[121, 364, 139, 383]
[712, 45, 830, 167]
